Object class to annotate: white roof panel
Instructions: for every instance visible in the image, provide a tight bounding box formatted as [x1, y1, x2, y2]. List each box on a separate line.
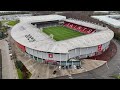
[19, 14, 66, 23]
[91, 15, 120, 28]
[11, 16, 114, 53]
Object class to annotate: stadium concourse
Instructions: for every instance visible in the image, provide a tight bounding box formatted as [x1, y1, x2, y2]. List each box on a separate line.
[11, 14, 114, 69]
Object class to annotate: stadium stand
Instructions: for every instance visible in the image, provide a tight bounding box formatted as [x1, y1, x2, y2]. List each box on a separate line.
[31, 20, 60, 28]
[63, 21, 96, 34]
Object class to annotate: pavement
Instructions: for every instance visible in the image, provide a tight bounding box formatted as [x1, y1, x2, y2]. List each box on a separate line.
[0, 39, 18, 79]
[0, 50, 2, 79]
[53, 39, 120, 79]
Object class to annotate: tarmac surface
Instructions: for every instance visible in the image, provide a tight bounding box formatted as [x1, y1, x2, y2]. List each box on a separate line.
[0, 50, 2, 79]
[0, 39, 18, 79]
[53, 39, 120, 79]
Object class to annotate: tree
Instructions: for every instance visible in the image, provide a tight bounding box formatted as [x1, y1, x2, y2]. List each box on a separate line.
[114, 32, 120, 40]
[0, 32, 2, 38]
[1, 26, 7, 33]
[0, 21, 8, 38]
[0, 21, 2, 29]
[0, 21, 3, 38]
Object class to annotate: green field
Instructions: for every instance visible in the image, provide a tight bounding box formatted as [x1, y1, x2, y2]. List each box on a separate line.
[7, 20, 19, 26]
[43, 26, 84, 41]
[15, 61, 32, 79]
[1, 20, 8, 24]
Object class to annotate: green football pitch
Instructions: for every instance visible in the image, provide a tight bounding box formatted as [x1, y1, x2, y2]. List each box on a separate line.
[42, 26, 84, 41]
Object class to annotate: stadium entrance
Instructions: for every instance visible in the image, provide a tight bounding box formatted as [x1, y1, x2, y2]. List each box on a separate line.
[43, 59, 81, 69]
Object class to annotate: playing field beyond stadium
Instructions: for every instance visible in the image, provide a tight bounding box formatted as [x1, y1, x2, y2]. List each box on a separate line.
[42, 26, 84, 41]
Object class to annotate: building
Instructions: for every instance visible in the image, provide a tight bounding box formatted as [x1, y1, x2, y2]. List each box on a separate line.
[11, 15, 114, 67]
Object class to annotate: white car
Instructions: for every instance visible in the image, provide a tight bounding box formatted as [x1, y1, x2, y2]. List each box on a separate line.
[58, 66, 61, 70]
[9, 53, 12, 56]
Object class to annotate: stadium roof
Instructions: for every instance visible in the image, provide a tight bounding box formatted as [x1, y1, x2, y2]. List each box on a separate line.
[11, 15, 114, 53]
[94, 11, 109, 13]
[19, 15, 66, 23]
[91, 15, 120, 28]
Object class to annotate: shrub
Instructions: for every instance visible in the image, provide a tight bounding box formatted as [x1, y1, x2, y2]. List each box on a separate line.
[114, 32, 120, 40]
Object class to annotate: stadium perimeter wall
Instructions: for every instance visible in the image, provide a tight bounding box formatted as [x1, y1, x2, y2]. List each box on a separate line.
[16, 41, 110, 62]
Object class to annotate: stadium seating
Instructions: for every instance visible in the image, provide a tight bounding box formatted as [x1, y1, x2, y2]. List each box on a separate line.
[63, 21, 96, 34]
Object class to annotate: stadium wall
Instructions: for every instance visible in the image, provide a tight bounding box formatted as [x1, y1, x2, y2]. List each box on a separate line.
[16, 41, 110, 62]
[16, 41, 26, 52]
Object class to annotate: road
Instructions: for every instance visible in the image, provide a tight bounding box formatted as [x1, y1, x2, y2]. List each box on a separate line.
[0, 39, 18, 79]
[0, 27, 18, 79]
[0, 50, 2, 79]
[54, 39, 120, 79]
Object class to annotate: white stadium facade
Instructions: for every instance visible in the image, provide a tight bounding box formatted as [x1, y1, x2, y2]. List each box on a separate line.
[11, 15, 114, 67]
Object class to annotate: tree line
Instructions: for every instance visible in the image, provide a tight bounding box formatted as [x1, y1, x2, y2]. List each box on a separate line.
[0, 21, 9, 39]
[0, 11, 30, 16]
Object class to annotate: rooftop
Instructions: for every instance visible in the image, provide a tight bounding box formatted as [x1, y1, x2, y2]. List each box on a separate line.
[91, 15, 120, 28]
[11, 15, 114, 53]
[19, 14, 66, 23]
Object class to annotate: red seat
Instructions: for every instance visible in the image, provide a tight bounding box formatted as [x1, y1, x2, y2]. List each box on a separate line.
[63, 22, 96, 34]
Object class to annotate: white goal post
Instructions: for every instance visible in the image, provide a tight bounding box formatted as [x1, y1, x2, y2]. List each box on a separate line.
[40, 28, 43, 32]
[50, 34, 54, 39]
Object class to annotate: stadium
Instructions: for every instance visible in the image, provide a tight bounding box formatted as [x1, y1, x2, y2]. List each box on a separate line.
[11, 15, 114, 68]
